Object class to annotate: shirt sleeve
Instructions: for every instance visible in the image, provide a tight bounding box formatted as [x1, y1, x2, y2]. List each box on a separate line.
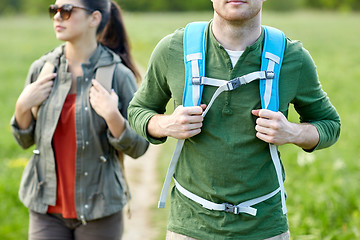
[109, 63, 149, 158]
[293, 47, 341, 151]
[128, 34, 174, 144]
[10, 60, 43, 149]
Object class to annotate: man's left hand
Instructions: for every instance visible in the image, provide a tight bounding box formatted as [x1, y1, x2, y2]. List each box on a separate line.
[252, 109, 319, 150]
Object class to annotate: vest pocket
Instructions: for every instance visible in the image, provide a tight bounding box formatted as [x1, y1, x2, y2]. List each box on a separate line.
[19, 155, 44, 207]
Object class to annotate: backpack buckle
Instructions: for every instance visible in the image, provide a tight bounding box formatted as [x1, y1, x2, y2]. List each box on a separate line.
[192, 77, 201, 85]
[224, 203, 240, 214]
[227, 78, 241, 91]
[265, 71, 275, 79]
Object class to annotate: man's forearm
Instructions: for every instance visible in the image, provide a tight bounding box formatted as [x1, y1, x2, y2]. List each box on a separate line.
[291, 122, 319, 151]
[147, 114, 169, 139]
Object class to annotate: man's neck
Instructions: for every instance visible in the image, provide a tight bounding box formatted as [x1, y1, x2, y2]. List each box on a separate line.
[212, 12, 262, 51]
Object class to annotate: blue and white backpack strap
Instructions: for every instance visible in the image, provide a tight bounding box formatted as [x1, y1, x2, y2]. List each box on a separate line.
[260, 26, 285, 111]
[183, 21, 208, 107]
[158, 22, 208, 208]
[260, 26, 287, 214]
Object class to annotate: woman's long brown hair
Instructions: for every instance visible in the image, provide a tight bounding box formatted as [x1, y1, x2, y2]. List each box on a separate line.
[82, 0, 141, 81]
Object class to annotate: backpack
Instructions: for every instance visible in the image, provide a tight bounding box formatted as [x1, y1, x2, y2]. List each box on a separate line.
[158, 22, 287, 216]
[33, 61, 131, 216]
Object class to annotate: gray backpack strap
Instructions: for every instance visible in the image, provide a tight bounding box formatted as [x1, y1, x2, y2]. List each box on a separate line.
[38, 61, 56, 79]
[31, 61, 56, 119]
[95, 63, 132, 217]
[95, 64, 116, 92]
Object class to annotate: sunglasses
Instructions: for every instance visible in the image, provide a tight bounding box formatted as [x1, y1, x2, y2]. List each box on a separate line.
[49, 4, 94, 20]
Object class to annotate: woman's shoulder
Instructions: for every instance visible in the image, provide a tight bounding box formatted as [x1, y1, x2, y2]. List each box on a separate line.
[37, 44, 64, 65]
[96, 44, 136, 86]
[27, 45, 64, 80]
[97, 44, 121, 63]
[97, 44, 132, 74]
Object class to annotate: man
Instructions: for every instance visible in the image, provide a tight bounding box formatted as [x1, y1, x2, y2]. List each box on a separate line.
[128, 0, 340, 239]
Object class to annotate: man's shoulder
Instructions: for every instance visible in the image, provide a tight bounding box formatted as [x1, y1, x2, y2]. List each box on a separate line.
[149, 27, 186, 65]
[155, 27, 185, 52]
[285, 37, 304, 53]
[283, 36, 315, 66]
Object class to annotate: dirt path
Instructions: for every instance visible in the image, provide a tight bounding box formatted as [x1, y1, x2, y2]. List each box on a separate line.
[122, 144, 162, 240]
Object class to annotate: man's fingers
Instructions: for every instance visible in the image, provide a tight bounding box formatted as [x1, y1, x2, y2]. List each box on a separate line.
[256, 109, 277, 119]
[256, 117, 271, 128]
[253, 108, 282, 120]
[200, 104, 207, 111]
[186, 106, 205, 116]
[187, 122, 203, 131]
[256, 132, 276, 144]
[251, 109, 261, 117]
[178, 128, 202, 140]
[255, 124, 275, 136]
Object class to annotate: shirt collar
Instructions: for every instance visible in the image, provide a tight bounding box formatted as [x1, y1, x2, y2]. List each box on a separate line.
[207, 20, 265, 54]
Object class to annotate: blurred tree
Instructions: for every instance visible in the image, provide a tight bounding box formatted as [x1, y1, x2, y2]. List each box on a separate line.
[304, 0, 360, 11]
[0, 0, 21, 14]
[117, 0, 151, 11]
[118, 0, 212, 11]
[0, 0, 359, 14]
[23, 0, 53, 14]
[263, 0, 305, 11]
[180, 0, 212, 11]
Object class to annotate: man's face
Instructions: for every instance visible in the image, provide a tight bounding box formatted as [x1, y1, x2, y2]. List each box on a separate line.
[211, 0, 265, 22]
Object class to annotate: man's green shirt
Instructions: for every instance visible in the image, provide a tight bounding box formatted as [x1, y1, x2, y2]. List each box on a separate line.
[128, 22, 340, 239]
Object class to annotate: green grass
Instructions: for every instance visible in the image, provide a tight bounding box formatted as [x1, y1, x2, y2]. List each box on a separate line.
[0, 11, 359, 239]
[0, 16, 60, 240]
[262, 11, 360, 239]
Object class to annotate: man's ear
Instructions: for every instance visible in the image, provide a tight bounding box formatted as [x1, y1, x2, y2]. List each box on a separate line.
[89, 10, 102, 29]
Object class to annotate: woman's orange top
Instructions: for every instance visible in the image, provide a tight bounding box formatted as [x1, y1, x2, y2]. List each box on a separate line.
[47, 94, 77, 218]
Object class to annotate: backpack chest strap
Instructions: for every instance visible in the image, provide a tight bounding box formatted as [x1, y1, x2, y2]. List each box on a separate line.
[174, 178, 281, 216]
[198, 71, 274, 117]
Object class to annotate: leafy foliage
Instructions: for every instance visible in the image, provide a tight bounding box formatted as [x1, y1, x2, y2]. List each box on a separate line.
[1, 0, 360, 14]
[305, 0, 360, 11]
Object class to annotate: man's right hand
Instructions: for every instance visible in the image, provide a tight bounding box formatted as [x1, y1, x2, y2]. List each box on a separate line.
[147, 104, 207, 140]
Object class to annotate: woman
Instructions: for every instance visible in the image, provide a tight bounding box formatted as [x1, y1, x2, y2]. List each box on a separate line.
[11, 0, 148, 239]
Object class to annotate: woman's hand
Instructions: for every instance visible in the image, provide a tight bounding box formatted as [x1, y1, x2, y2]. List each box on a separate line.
[15, 73, 56, 129]
[89, 80, 125, 138]
[89, 80, 119, 120]
[18, 73, 56, 111]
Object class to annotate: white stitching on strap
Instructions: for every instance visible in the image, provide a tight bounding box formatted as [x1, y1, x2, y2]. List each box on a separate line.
[264, 59, 276, 109]
[186, 53, 202, 62]
[265, 52, 280, 64]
